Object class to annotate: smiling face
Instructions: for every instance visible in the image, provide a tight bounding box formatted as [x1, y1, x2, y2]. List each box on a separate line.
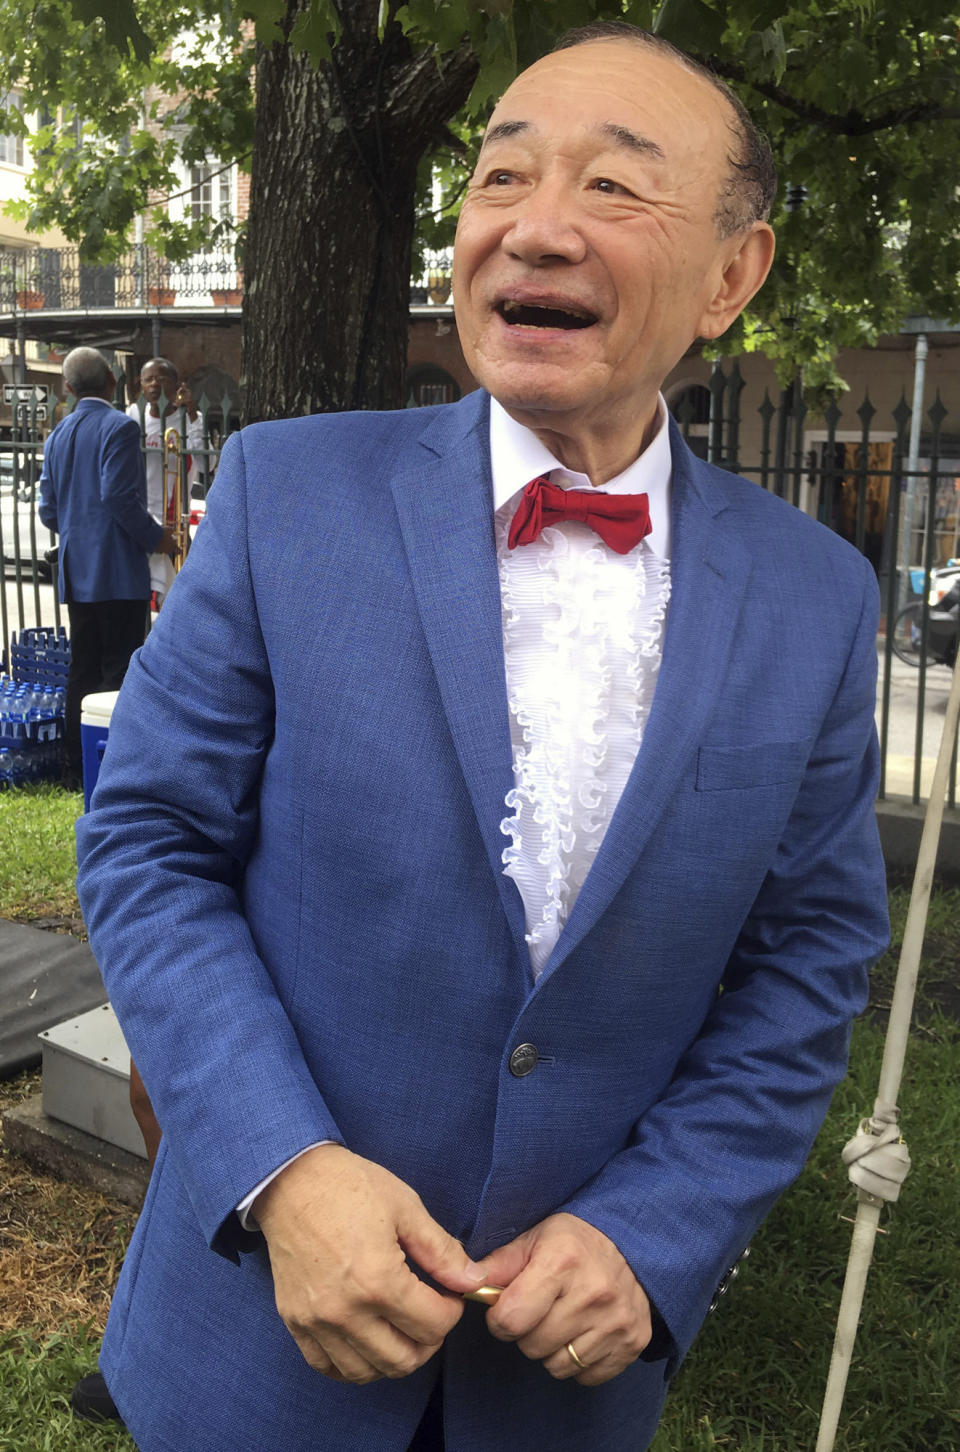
[452, 40, 774, 478]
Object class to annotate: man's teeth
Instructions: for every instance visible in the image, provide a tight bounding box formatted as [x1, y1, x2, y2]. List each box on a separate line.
[500, 300, 595, 329]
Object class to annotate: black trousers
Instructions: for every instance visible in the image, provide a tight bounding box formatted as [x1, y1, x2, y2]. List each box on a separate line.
[407, 1376, 444, 1451]
[65, 599, 147, 776]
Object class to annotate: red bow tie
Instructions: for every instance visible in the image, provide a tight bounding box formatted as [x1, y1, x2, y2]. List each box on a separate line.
[508, 475, 652, 555]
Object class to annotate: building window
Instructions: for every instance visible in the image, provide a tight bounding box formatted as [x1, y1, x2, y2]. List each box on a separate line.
[669, 383, 711, 427]
[190, 165, 232, 224]
[0, 93, 25, 168]
[405, 365, 461, 408]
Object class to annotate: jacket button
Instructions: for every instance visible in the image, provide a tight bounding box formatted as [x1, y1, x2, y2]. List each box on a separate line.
[509, 1043, 538, 1077]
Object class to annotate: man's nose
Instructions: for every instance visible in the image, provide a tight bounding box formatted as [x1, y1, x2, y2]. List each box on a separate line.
[502, 186, 586, 266]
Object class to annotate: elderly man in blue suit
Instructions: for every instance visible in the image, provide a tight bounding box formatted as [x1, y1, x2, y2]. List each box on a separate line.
[38, 346, 177, 781]
[76, 22, 889, 1452]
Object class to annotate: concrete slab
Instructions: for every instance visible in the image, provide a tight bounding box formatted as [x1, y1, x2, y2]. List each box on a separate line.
[2, 1090, 149, 1207]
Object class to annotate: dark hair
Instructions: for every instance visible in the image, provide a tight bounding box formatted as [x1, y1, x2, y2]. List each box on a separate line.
[142, 356, 178, 381]
[63, 346, 114, 397]
[552, 21, 777, 237]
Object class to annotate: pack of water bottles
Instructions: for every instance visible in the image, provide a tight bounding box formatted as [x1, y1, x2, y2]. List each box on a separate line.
[10, 626, 71, 691]
[0, 627, 70, 787]
[0, 678, 66, 787]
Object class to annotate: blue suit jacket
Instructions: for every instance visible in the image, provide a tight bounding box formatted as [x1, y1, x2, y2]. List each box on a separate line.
[39, 397, 162, 602]
[76, 390, 888, 1452]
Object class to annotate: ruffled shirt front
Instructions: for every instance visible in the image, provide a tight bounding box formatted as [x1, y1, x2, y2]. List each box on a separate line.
[491, 399, 673, 980]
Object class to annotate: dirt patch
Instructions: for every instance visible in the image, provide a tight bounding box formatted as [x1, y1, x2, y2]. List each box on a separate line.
[0, 1071, 135, 1336]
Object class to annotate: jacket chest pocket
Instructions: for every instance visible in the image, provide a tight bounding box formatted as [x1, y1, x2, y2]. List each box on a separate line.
[695, 739, 812, 793]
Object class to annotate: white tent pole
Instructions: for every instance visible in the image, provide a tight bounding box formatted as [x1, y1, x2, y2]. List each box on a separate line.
[816, 643, 960, 1452]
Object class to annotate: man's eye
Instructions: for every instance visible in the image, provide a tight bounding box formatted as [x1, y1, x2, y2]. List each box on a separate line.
[593, 178, 622, 194]
[484, 170, 515, 186]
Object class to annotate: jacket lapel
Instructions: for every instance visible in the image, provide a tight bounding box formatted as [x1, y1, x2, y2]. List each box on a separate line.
[389, 392, 528, 958]
[538, 425, 755, 980]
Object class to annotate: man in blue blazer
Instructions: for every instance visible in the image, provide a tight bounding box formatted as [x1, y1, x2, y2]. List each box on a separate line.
[76, 24, 889, 1452]
[39, 347, 176, 779]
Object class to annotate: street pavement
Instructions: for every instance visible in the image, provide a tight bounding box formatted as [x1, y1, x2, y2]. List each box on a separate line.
[878, 642, 955, 800]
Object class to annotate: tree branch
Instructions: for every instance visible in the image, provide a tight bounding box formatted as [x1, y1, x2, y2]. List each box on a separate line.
[690, 50, 960, 136]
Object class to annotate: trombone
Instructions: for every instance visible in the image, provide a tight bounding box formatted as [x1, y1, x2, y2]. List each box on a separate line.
[162, 422, 190, 571]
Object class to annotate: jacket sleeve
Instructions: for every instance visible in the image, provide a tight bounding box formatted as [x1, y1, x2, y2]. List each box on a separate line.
[99, 415, 164, 553]
[38, 442, 58, 533]
[75, 430, 344, 1261]
[560, 559, 888, 1372]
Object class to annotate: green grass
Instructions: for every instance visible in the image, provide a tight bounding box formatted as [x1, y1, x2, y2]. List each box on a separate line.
[0, 781, 83, 922]
[0, 1326, 134, 1451]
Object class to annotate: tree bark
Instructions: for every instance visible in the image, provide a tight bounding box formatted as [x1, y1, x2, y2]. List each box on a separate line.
[242, 0, 478, 421]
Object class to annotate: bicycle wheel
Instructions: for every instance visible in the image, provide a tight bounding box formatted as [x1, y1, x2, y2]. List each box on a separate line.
[890, 603, 939, 666]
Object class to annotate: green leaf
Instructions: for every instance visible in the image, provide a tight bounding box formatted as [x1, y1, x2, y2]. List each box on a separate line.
[653, 0, 727, 53]
[65, 0, 153, 62]
[288, 0, 339, 65]
[241, 0, 290, 47]
[759, 20, 787, 79]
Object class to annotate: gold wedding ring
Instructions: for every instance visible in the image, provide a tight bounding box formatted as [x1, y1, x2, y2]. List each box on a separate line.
[566, 1341, 589, 1371]
[463, 1285, 503, 1304]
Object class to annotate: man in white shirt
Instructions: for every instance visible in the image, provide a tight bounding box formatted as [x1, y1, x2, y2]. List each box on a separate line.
[126, 357, 204, 607]
[76, 23, 888, 1452]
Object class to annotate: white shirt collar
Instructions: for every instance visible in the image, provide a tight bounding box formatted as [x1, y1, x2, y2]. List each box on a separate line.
[489, 395, 672, 559]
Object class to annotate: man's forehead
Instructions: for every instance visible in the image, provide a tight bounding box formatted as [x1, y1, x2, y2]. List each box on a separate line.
[485, 40, 731, 161]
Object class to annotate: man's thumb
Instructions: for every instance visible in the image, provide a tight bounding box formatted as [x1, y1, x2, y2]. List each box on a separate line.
[398, 1201, 488, 1294]
[470, 1233, 531, 1291]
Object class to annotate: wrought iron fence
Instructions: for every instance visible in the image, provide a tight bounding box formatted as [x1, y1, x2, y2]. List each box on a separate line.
[674, 361, 960, 806]
[3, 365, 958, 805]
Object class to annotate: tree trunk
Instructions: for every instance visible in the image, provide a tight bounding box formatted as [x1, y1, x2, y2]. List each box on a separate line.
[242, 0, 478, 421]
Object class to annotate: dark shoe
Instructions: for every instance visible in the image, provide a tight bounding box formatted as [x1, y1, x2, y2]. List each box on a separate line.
[70, 1371, 123, 1423]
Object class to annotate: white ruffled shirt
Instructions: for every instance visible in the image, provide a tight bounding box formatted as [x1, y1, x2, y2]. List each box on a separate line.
[238, 396, 673, 1224]
[490, 397, 673, 980]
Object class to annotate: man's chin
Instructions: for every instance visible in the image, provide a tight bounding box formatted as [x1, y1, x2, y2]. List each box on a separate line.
[479, 370, 598, 421]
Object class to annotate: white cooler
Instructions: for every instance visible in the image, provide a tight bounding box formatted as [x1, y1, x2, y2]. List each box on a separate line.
[80, 689, 119, 811]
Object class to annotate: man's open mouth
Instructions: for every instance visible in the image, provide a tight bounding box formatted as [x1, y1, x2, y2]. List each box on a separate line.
[498, 299, 597, 330]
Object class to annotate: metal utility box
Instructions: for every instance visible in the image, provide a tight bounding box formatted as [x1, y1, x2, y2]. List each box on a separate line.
[40, 1001, 146, 1159]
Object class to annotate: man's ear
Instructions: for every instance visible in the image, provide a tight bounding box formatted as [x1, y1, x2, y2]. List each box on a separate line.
[697, 222, 776, 341]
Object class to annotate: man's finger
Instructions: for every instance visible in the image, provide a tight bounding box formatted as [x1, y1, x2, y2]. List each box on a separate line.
[471, 1231, 534, 1293]
[368, 1262, 465, 1348]
[396, 1196, 487, 1297]
[309, 1326, 383, 1385]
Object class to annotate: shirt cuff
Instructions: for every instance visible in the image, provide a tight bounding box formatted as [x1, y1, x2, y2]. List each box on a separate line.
[236, 1141, 333, 1230]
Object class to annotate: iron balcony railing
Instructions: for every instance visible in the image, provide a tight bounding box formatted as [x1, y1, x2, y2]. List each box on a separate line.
[0, 244, 244, 311]
[0, 244, 459, 313]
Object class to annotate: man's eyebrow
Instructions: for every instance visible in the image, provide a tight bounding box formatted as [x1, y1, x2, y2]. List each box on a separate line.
[481, 119, 529, 150]
[598, 123, 665, 161]
[479, 118, 665, 162]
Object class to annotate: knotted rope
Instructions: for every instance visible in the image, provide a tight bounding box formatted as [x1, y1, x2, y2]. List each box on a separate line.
[841, 1100, 911, 1203]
